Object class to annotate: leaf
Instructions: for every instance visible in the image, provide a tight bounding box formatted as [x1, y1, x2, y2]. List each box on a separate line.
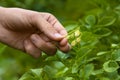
[98, 16, 116, 26]
[56, 51, 70, 60]
[103, 60, 119, 72]
[83, 64, 94, 78]
[30, 69, 43, 77]
[72, 62, 79, 73]
[79, 64, 94, 79]
[94, 28, 112, 37]
[85, 15, 96, 26]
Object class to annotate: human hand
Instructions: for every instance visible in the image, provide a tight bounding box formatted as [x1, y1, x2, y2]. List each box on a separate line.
[0, 7, 70, 58]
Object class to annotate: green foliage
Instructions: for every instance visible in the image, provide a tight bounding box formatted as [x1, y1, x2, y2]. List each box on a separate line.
[0, 0, 120, 80]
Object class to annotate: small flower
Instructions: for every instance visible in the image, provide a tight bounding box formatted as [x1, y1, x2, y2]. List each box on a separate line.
[75, 30, 80, 37]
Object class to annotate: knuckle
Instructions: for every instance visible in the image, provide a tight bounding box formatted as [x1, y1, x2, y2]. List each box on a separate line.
[39, 42, 45, 48]
[46, 13, 56, 19]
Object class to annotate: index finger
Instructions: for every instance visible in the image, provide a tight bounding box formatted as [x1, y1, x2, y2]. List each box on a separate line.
[41, 13, 68, 36]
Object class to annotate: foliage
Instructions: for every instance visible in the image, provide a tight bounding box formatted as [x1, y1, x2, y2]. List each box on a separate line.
[0, 0, 120, 80]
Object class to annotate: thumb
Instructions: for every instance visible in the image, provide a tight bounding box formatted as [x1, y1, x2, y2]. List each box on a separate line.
[33, 15, 64, 41]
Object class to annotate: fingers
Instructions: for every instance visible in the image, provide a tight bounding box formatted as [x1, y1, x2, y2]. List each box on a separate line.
[32, 15, 64, 41]
[30, 13, 71, 53]
[59, 38, 71, 53]
[24, 39, 41, 58]
[59, 38, 68, 46]
[59, 43, 71, 53]
[30, 34, 57, 55]
[38, 33, 70, 53]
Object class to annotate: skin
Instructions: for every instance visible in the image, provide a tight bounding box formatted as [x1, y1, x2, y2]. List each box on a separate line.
[0, 7, 70, 58]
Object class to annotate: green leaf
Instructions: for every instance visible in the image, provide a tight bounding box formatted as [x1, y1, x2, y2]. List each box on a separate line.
[56, 51, 70, 60]
[94, 28, 112, 37]
[103, 60, 119, 72]
[83, 64, 94, 78]
[98, 16, 116, 26]
[79, 64, 94, 79]
[85, 15, 96, 26]
[30, 69, 43, 77]
[72, 62, 79, 73]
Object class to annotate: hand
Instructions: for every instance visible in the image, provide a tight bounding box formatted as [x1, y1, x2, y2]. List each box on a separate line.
[0, 7, 70, 58]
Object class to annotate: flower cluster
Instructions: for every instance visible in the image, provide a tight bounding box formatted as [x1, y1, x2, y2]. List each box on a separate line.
[66, 27, 81, 47]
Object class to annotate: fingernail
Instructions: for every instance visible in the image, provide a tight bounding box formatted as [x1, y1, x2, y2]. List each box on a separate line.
[60, 30, 67, 36]
[54, 33, 63, 38]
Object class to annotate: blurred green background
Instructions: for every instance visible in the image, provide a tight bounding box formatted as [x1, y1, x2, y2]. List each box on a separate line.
[0, 0, 120, 80]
